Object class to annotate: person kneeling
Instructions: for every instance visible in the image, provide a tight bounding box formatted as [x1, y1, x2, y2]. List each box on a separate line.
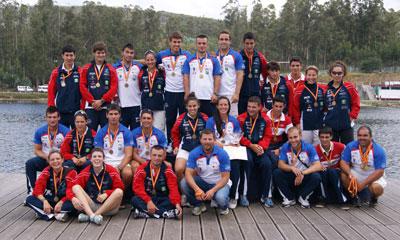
[181, 129, 231, 216]
[71, 148, 124, 225]
[25, 150, 77, 222]
[131, 145, 182, 219]
[273, 127, 322, 208]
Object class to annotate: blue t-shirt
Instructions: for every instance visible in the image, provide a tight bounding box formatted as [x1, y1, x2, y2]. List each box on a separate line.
[187, 145, 230, 185]
[341, 140, 386, 179]
[182, 52, 222, 76]
[131, 126, 167, 161]
[279, 140, 320, 171]
[33, 124, 70, 154]
[94, 124, 133, 167]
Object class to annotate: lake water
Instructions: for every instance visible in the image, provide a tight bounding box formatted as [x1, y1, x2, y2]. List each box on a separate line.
[0, 103, 399, 178]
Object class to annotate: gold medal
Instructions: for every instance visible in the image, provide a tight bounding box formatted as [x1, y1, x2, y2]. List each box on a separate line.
[332, 100, 336, 106]
[314, 102, 319, 108]
[54, 196, 59, 202]
[96, 82, 101, 88]
[221, 139, 226, 144]
[171, 72, 176, 77]
[248, 73, 253, 78]
[61, 81, 66, 87]
[109, 149, 113, 154]
[149, 92, 153, 97]
[199, 74, 204, 79]
[192, 134, 197, 140]
[124, 83, 129, 88]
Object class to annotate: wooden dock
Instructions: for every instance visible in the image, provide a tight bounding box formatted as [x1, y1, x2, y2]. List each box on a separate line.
[1, 173, 400, 240]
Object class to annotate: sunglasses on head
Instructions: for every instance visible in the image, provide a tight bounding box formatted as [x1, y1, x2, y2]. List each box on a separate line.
[331, 71, 343, 76]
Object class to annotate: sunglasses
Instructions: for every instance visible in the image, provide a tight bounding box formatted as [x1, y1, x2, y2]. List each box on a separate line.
[331, 71, 343, 76]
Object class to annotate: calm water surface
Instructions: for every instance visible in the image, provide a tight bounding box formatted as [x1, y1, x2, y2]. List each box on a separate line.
[0, 103, 399, 177]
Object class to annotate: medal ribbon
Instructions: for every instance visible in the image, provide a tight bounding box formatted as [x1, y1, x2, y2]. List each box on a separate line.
[244, 49, 253, 75]
[270, 79, 281, 98]
[170, 56, 180, 72]
[290, 146, 302, 166]
[359, 143, 372, 166]
[142, 128, 153, 149]
[62, 70, 72, 81]
[76, 128, 87, 157]
[122, 62, 132, 82]
[271, 113, 281, 137]
[196, 53, 207, 73]
[94, 64, 105, 82]
[217, 49, 228, 69]
[92, 168, 105, 194]
[188, 117, 199, 135]
[48, 126, 58, 148]
[107, 127, 119, 150]
[304, 84, 319, 104]
[150, 163, 161, 193]
[53, 167, 63, 197]
[249, 114, 259, 136]
[148, 68, 157, 93]
[320, 143, 333, 166]
[331, 86, 343, 102]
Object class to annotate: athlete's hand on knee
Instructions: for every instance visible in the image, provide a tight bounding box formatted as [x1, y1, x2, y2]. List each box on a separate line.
[43, 200, 53, 214]
[291, 166, 302, 176]
[72, 197, 83, 211]
[195, 189, 205, 201]
[54, 201, 63, 213]
[97, 193, 108, 203]
[147, 200, 158, 215]
[204, 189, 216, 200]
[294, 174, 304, 186]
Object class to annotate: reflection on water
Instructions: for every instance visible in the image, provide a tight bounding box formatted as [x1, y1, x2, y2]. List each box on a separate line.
[0, 103, 399, 177]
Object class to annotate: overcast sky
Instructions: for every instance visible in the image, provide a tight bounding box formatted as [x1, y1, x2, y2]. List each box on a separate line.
[19, 0, 400, 19]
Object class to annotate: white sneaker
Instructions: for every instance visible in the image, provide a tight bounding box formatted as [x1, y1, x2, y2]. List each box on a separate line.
[282, 198, 296, 207]
[228, 199, 237, 209]
[166, 143, 173, 154]
[210, 199, 218, 208]
[55, 213, 69, 222]
[192, 203, 207, 216]
[181, 194, 192, 207]
[219, 208, 229, 215]
[298, 196, 310, 208]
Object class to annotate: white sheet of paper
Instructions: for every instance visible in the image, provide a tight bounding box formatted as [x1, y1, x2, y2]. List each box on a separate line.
[223, 146, 248, 160]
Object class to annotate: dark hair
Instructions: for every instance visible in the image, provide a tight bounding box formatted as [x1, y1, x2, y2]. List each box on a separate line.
[357, 125, 373, 137]
[91, 147, 105, 158]
[144, 50, 156, 58]
[267, 61, 280, 71]
[196, 34, 208, 40]
[185, 92, 200, 107]
[122, 43, 134, 52]
[74, 110, 88, 121]
[243, 32, 256, 42]
[48, 149, 63, 161]
[328, 60, 347, 77]
[289, 56, 301, 65]
[169, 31, 183, 41]
[46, 106, 59, 116]
[214, 96, 231, 137]
[62, 45, 75, 54]
[107, 103, 121, 114]
[200, 128, 215, 139]
[248, 96, 262, 105]
[92, 41, 107, 53]
[319, 126, 333, 136]
[273, 96, 286, 105]
[219, 30, 231, 40]
[140, 109, 154, 118]
[151, 145, 165, 153]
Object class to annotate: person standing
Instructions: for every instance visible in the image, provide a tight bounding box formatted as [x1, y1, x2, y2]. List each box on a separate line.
[157, 32, 191, 146]
[182, 34, 222, 117]
[324, 60, 360, 144]
[113, 43, 142, 130]
[48, 45, 82, 129]
[80, 41, 118, 130]
[216, 30, 244, 117]
[238, 32, 268, 114]
[285, 57, 305, 92]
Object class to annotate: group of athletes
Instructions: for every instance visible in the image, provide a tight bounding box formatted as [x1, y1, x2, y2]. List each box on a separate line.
[23, 30, 387, 225]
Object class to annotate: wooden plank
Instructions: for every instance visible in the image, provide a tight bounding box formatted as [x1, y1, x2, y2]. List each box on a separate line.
[78, 216, 111, 240]
[182, 208, 202, 240]
[56, 218, 90, 240]
[14, 218, 53, 240]
[141, 217, 164, 240]
[0, 205, 30, 232]
[36, 218, 74, 240]
[0, 210, 37, 239]
[99, 208, 131, 240]
[233, 207, 263, 240]
[266, 207, 304, 240]
[217, 208, 243, 240]
[0, 185, 25, 207]
[275, 224, 305, 240]
[248, 204, 283, 240]
[120, 216, 146, 240]
[200, 208, 222, 240]
[0, 192, 26, 219]
[162, 218, 182, 240]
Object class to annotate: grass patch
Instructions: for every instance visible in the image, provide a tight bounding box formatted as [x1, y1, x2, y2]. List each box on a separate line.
[0, 91, 47, 100]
